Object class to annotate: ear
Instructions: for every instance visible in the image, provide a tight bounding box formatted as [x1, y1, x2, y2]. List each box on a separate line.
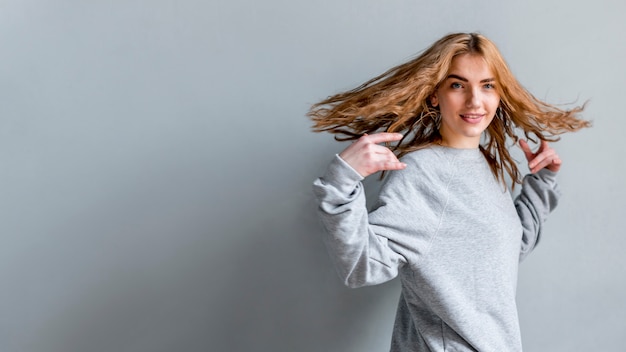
[430, 93, 438, 107]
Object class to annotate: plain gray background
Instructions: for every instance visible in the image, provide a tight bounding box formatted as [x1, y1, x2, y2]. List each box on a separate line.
[0, 1, 623, 351]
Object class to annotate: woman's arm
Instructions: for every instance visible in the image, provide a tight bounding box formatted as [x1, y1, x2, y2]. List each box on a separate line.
[515, 140, 562, 261]
[312, 133, 408, 288]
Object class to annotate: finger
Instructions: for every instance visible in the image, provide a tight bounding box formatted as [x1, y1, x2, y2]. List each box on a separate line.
[370, 148, 402, 164]
[550, 158, 562, 172]
[545, 150, 562, 172]
[369, 143, 400, 156]
[349, 143, 395, 163]
[528, 146, 556, 168]
[530, 157, 561, 173]
[530, 149, 562, 173]
[529, 161, 549, 174]
[519, 140, 535, 161]
[358, 159, 407, 176]
[528, 154, 553, 173]
[365, 151, 406, 173]
[361, 132, 404, 145]
[379, 161, 407, 171]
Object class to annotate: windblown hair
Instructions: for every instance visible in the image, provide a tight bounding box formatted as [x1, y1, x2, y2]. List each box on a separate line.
[308, 32, 591, 186]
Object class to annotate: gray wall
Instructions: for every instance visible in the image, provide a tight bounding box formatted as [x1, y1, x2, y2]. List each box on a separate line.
[0, 1, 623, 351]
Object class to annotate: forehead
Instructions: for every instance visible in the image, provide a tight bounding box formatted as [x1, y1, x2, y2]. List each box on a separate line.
[447, 54, 494, 79]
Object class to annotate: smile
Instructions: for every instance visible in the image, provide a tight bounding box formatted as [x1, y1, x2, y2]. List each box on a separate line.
[460, 114, 485, 124]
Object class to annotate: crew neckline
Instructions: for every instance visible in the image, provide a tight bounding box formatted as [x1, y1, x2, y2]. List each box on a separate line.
[431, 144, 483, 160]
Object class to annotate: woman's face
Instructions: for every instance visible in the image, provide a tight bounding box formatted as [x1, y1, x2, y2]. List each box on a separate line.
[431, 53, 500, 149]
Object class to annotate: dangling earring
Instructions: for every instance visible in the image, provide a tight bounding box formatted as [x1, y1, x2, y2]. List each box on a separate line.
[429, 95, 441, 129]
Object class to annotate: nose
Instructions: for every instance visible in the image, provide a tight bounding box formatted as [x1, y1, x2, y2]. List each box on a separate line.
[465, 88, 481, 108]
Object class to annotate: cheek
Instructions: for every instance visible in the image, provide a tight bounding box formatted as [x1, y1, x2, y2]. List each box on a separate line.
[490, 96, 501, 109]
[437, 94, 463, 110]
[484, 97, 500, 116]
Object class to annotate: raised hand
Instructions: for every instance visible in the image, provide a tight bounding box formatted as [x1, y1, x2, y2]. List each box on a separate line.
[339, 133, 407, 178]
[519, 139, 562, 174]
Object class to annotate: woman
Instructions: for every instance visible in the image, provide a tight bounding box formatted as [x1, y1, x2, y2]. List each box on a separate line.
[309, 33, 590, 351]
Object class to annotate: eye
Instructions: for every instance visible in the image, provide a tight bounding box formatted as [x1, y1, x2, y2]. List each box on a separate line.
[483, 83, 495, 89]
[451, 82, 463, 89]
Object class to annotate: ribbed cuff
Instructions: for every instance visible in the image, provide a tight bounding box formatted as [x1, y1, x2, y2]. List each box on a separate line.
[319, 154, 364, 194]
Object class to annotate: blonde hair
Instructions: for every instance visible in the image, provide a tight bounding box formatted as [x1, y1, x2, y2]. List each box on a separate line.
[308, 32, 591, 186]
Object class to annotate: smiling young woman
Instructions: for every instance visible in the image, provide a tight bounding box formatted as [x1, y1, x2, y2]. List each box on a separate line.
[431, 54, 501, 149]
[309, 33, 590, 352]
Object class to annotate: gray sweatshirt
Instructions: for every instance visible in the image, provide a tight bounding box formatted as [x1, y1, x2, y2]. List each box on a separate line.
[312, 146, 560, 352]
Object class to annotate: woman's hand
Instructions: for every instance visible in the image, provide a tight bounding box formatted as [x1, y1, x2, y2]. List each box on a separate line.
[339, 133, 407, 178]
[520, 139, 562, 173]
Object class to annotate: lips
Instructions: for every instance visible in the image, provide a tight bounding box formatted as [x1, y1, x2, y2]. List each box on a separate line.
[460, 114, 485, 124]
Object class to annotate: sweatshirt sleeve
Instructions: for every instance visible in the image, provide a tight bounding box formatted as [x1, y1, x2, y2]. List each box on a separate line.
[514, 169, 561, 261]
[312, 155, 409, 288]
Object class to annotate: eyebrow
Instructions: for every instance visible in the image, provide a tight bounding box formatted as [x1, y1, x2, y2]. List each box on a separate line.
[446, 74, 495, 83]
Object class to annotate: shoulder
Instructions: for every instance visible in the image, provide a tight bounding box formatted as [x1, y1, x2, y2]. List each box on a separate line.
[399, 146, 459, 174]
[402, 147, 437, 161]
[376, 147, 453, 210]
[383, 147, 452, 188]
